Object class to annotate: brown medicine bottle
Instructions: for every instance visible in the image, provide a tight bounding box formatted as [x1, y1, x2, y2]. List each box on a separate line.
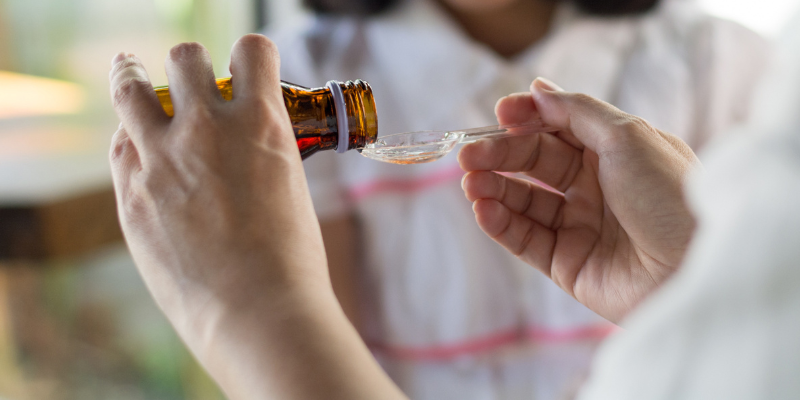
[154, 78, 378, 159]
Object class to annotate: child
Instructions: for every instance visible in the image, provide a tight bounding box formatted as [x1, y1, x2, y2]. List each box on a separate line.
[271, 0, 767, 398]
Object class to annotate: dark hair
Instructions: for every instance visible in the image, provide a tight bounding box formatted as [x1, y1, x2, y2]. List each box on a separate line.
[303, 0, 661, 16]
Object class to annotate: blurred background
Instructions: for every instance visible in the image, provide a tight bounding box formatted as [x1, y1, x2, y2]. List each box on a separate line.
[0, 0, 797, 399]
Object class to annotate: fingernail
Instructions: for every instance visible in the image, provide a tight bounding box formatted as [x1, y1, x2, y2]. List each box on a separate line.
[112, 52, 127, 66]
[532, 77, 564, 92]
[494, 95, 508, 115]
[112, 52, 138, 67]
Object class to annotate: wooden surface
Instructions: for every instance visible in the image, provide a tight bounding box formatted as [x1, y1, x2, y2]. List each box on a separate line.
[0, 188, 122, 260]
[0, 118, 122, 262]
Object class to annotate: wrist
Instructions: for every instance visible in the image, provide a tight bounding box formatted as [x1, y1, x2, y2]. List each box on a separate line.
[157, 262, 406, 400]
[190, 281, 347, 399]
[170, 265, 335, 357]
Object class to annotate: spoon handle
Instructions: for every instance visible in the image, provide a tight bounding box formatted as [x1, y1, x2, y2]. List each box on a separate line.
[454, 120, 558, 143]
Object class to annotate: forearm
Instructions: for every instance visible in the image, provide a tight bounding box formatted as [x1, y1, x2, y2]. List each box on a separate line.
[192, 282, 407, 400]
[107, 35, 404, 400]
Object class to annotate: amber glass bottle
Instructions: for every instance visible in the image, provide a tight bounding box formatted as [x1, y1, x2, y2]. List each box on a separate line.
[154, 78, 378, 159]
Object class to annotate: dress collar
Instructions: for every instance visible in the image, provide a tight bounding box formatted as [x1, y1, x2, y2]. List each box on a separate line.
[363, 0, 641, 130]
[364, 0, 505, 130]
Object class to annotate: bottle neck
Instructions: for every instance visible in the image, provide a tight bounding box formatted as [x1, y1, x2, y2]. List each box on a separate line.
[325, 81, 350, 154]
[281, 80, 378, 159]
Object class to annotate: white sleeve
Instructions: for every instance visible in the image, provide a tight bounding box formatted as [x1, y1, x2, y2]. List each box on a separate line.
[576, 127, 800, 399]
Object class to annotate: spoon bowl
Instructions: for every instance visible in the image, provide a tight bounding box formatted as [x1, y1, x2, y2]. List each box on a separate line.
[359, 130, 463, 164]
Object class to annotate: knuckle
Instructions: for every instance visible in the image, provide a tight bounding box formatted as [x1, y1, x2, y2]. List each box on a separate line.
[568, 92, 596, 105]
[485, 171, 504, 195]
[184, 105, 219, 130]
[140, 165, 170, 195]
[109, 133, 129, 163]
[239, 96, 275, 117]
[602, 115, 657, 149]
[238, 34, 278, 56]
[563, 92, 606, 113]
[617, 115, 655, 137]
[109, 57, 137, 79]
[169, 42, 208, 62]
[264, 146, 301, 172]
[121, 191, 150, 223]
[514, 223, 536, 257]
[114, 172, 147, 220]
[112, 77, 149, 109]
[234, 99, 291, 137]
[261, 118, 296, 149]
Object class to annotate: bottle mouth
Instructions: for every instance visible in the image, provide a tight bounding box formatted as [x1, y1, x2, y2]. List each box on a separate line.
[355, 80, 379, 145]
[327, 80, 378, 152]
[341, 80, 378, 151]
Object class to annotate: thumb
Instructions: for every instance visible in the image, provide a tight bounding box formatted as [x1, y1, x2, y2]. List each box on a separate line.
[530, 77, 637, 153]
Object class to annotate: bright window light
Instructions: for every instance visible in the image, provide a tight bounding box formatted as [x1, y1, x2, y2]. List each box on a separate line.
[699, 0, 800, 37]
[0, 71, 86, 119]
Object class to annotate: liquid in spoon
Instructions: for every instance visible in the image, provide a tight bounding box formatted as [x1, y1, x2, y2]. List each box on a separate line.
[359, 131, 462, 164]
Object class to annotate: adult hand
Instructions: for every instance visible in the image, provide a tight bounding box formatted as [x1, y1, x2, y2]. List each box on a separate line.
[109, 34, 326, 337]
[109, 35, 405, 400]
[459, 78, 699, 323]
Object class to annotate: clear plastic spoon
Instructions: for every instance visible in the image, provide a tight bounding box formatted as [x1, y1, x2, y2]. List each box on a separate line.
[359, 120, 558, 165]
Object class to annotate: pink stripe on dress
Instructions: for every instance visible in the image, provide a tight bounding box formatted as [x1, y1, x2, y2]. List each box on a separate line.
[525, 324, 620, 342]
[346, 166, 566, 202]
[369, 324, 618, 361]
[348, 165, 465, 201]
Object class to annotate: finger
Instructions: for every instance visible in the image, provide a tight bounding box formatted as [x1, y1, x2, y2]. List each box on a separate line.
[495, 91, 584, 151]
[530, 77, 646, 155]
[458, 129, 583, 192]
[109, 53, 169, 150]
[164, 42, 221, 113]
[472, 199, 556, 277]
[109, 124, 142, 206]
[462, 171, 565, 229]
[229, 34, 282, 101]
[494, 92, 542, 125]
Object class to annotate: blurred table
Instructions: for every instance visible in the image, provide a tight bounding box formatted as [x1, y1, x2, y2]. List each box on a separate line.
[0, 118, 122, 397]
[0, 119, 121, 261]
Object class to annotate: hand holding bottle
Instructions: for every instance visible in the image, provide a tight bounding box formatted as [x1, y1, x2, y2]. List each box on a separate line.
[458, 78, 700, 323]
[109, 35, 405, 400]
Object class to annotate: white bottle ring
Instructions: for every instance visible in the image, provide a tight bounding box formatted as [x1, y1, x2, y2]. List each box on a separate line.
[326, 81, 349, 153]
